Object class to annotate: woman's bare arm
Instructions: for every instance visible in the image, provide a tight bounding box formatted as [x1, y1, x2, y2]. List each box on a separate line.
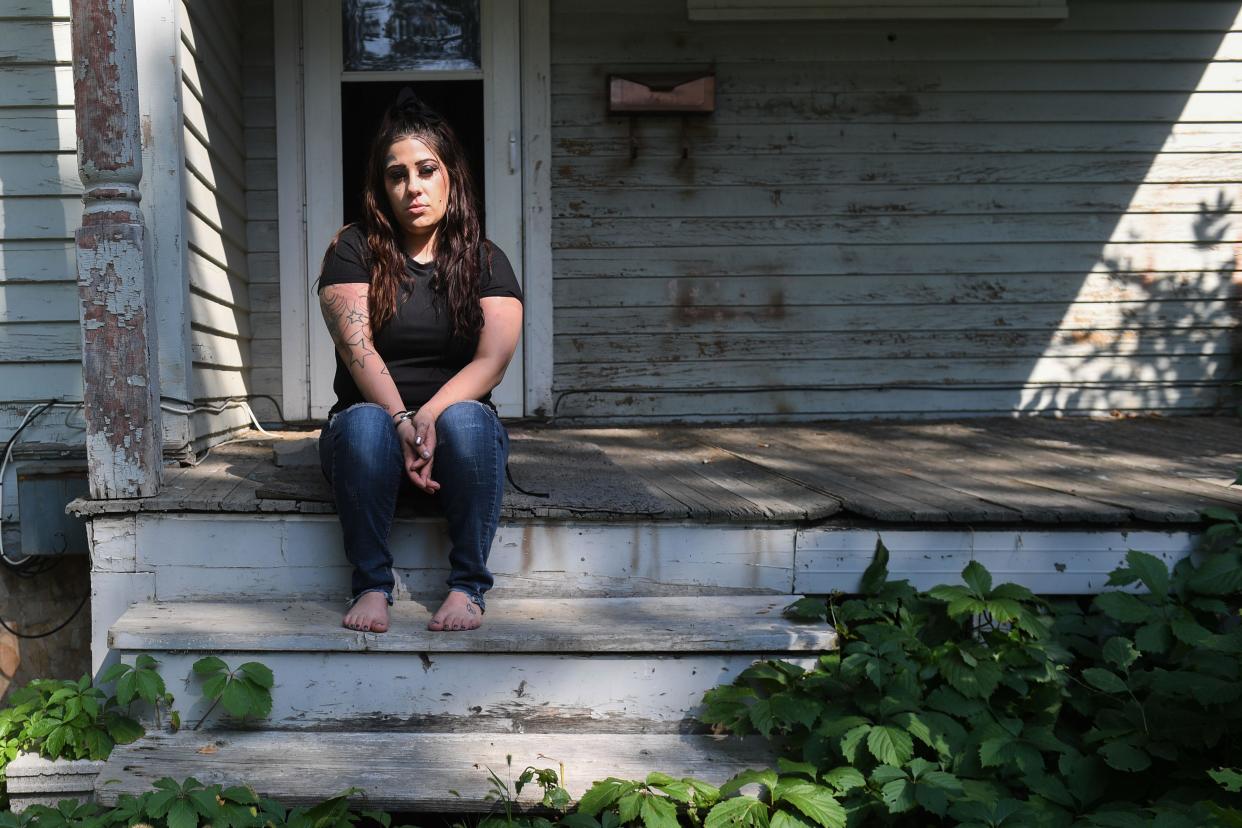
[318, 282, 406, 418]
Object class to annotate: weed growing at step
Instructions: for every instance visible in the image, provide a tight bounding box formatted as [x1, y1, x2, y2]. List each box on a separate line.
[189, 657, 274, 730]
[0, 656, 275, 811]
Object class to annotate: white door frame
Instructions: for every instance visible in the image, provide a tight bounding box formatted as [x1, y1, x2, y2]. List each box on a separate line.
[273, 0, 552, 421]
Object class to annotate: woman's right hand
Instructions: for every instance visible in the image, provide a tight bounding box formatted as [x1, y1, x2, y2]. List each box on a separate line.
[397, 418, 439, 494]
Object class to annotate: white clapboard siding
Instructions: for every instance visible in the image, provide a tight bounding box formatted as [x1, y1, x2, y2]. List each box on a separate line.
[548, 0, 1241, 421]
[0, 3, 81, 435]
[180, 0, 252, 446]
[241, 0, 283, 424]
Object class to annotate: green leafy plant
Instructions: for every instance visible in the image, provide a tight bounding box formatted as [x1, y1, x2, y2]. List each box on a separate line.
[574, 772, 721, 828]
[692, 524, 1242, 826]
[0, 674, 143, 809]
[99, 654, 180, 732]
[472, 754, 572, 828]
[190, 657, 274, 730]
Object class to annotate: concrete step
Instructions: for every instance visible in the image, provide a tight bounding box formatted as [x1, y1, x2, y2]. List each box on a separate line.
[109, 595, 835, 732]
[95, 731, 775, 812]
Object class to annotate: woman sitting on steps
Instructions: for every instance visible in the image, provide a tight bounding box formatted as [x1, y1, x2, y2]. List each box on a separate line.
[315, 90, 524, 635]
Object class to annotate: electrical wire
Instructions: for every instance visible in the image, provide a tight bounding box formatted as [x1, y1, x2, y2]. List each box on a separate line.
[0, 589, 89, 640]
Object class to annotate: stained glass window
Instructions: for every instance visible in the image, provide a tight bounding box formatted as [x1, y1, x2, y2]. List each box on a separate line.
[342, 0, 481, 72]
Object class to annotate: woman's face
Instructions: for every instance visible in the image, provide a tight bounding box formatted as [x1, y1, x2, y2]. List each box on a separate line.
[383, 135, 450, 241]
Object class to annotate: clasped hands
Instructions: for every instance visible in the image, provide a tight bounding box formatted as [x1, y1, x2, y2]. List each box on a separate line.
[394, 409, 440, 494]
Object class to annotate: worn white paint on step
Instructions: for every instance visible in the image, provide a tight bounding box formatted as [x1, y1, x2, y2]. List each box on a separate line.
[116, 649, 819, 733]
[795, 527, 1199, 593]
[95, 731, 777, 811]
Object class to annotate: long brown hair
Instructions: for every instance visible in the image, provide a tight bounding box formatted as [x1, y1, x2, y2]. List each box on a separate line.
[324, 92, 488, 340]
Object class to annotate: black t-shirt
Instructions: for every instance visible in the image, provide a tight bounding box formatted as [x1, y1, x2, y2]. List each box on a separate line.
[317, 224, 524, 417]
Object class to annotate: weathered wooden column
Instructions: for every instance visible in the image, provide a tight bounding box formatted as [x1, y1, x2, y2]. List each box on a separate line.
[70, 0, 162, 498]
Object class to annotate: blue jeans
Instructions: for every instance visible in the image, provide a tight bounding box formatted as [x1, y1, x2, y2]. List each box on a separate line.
[317, 400, 509, 613]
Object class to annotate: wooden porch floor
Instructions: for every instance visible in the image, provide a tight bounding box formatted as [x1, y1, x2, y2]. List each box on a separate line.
[70, 415, 1242, 526]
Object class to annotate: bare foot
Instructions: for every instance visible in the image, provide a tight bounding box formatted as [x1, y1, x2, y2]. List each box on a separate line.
[343, 592, 390, 633]
[428, 591, 483, 631]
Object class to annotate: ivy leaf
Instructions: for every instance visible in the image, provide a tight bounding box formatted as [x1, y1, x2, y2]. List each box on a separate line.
[221, 679, 253, 718]
[201, 673, 228, 702]
[776, 759, 819, 781]
[640, 793, 680, 828]
[748, 699, 777, 737]
[867, 725, 914, 766]
[784, 597, 828, 622]
[820, 767, 865, 793]
[770, 693, 819, 732]
[193, 656, 229, 676]
[577, 779, 638, 817]
[961, 561, 993, 596]
[721, 769, 778, 798]
[1170, 618, 1213, 647]
[879, 777, 916, 814]
[1187, 553, 1242, 596]
[239, 662, 275, 690]
[1135, 622, 1171, 654]
[1099, 741, 1151, 773]
[706, 796, 770, 828]
[1094, 592, 1154, 624]
[134, 669, 166, 704]
[771, 782, 845, 828]
[114, 671, 137, 707]
[105, 715, 144, 744]
[839, 724, 870, 764]
[1124, 550, 1169, 600]
[770, 812, 813, 828]
[98, 663, 132, 684]
[860, 540, 890, 595]
[1083, 668, 1128, 694]
[1102, 637, 1140, 671]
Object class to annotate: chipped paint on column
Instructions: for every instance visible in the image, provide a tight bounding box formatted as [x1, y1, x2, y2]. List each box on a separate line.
[71, 0, 162, 499]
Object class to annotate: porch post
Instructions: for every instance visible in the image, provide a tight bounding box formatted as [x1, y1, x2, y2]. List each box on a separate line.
[70, 0, 163, 499]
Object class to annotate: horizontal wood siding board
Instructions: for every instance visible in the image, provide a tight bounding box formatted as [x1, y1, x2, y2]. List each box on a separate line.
[555, 154, 1242, 186]
[0, 151, 79, 193]
[183, 129, 247, 214]
[0, 111, 76, 155]
[553, 243, 1235, 276]
[557, 355, 1234, 389]
[179, 0, 243, 96]
[0, 65, 73, 106]
[186, 212, 248, 284]
[188, 251, 250, 313]
[550, 213, 1237, 248]
[0, 320, 78, 362]
[0, 240, 75, 281]
[555, 301, 1240, 334]
[556, 328, 1235, 363]
[551, 0, 1241, 30]
[550, 31, 1242, 63]
[191, 326, 250, 370]
[0, 280, 75, 321]
[0, 194, 76, 239]
[553, 272, 1237, 307]
[552, 91, 1242, 127]
[547, 388, 1226, 420]
[552, 182, 1238, 217]
[0, 19, 70, 63]
[552, 61, 1242, 95]
[0, 363, 83, 399]
[553, 126, 1242, 158]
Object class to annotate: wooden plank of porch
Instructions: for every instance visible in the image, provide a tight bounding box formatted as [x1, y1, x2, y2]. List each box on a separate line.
[67, 416, 1242, 526]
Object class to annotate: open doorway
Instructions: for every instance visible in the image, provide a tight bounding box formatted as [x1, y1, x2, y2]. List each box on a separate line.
[339, 81, 485, 228]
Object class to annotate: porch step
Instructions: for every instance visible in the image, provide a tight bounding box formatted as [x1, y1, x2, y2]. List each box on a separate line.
[109, 596, 834, 732]
[94, 731, 775, 811]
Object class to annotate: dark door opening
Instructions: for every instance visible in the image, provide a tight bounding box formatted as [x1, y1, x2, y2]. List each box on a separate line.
[340, 80, 485, 228]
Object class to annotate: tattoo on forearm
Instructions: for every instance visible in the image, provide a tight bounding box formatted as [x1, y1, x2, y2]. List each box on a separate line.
[320, 287, 383, 373]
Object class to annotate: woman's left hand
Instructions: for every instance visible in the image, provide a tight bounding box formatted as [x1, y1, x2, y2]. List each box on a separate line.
[405, 409, 440, 493]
